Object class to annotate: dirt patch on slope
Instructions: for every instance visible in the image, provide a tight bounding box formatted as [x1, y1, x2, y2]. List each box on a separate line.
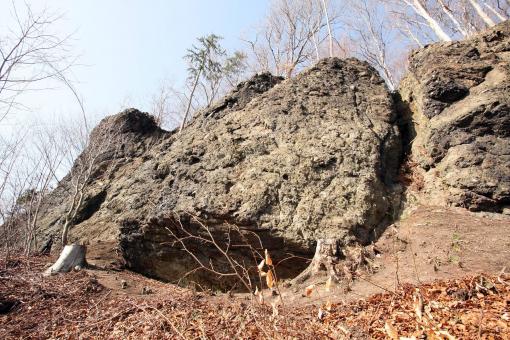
[254, 205, 509, 308]
[346, 205, 510, 300]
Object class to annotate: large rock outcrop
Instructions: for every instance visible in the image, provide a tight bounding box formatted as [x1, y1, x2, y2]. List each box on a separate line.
[148, 58, 401, 246]
[400, 21, 510, 213]
[35, 22, 510, 288]
[37, 58, 402, 286]
[33, 21, 510, 289]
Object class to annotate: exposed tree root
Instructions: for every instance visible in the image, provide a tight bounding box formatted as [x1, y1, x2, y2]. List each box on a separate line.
[291, 239, 341, 285]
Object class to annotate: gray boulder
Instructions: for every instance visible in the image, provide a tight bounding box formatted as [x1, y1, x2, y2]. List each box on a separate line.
[37, 58, 402, 287]
[120, 59, 402, 286]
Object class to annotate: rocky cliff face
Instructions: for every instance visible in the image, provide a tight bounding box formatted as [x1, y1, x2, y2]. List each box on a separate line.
[35, 22, 510, 287]
[36, 111, 166, 243]
[400, 21, 510, 213]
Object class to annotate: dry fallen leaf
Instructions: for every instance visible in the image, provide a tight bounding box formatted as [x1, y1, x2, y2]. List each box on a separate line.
[305, 284, 315, 297]
[325, 300, 332, 311]
[265, 249, 273, 266]
[436, 330, 455, 340]
[5, 255, 509, 339]
[325, 276, 332, 292]
[384, 321, 399, 340]
[425, 330, 439, 340]
[266, 270, 275, 288]
[338, 325, 349, 335]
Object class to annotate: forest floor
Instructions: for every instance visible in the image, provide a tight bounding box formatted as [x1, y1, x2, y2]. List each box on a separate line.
[1, 205, 509, 339]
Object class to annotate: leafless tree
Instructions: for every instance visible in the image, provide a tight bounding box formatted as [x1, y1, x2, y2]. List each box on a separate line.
[482, 1, 509, 21]
[165, 213, 286, 302]
[0, 134, 25, 210]
[320, 0, 334, 58]
[0, 2, 75, 123]
[245, 0, 339, 78]
[166, 213, 265, 293]
[18, 129, 64, 253]
[0, 122, 67, 256]
[0, 132, 27, 255]
[150, 81, 188, 129]
[388, 0, 454, 42]
[388, 0, 508, 45]
[0, 3, 78, 254]
[330, 0, 509, 90]
[346, 0, 399, 90]
[437, 0, 470, 37]
[469, 0, 497, 25]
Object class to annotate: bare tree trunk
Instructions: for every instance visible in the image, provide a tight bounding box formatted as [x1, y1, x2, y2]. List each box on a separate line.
[468, 0, 497, 26]
[483, 1, 508, 21]
[44, 244, 86, 276]
[62, 179, 84, 245]
[404, 0, 453, 41]
[179, 67, 202, 133]
[405, 24, 425, 47]
[61, 220, 71, 246]
[312, 30, 320, 61]
[320, 0, 334, 57]
[291, 238, 341, 284]
[438, 0, 470, 37]
[0, 2, 75, 123]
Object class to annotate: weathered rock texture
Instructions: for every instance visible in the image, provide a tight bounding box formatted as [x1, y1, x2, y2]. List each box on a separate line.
[37, 59, 402, 286]
[400, 21, 510, 212]
[153, 59, 401, 246]
[37, 111, 165, 243]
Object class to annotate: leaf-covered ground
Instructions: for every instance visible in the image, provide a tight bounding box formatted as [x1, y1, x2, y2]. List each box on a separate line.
[0, 255, 508, 339]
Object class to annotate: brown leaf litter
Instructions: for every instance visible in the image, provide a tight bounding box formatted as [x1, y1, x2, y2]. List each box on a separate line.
[0, 255, 508, 339]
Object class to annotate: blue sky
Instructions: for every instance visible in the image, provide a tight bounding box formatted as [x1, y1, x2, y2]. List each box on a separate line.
[0, 0, 268, 130]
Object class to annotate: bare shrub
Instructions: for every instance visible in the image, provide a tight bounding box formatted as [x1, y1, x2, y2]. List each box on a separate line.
[165, 212, 287, 303]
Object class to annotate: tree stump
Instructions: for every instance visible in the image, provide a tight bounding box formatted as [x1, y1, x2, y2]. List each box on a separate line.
[44, 244, 87, 276]
[291, 239, 342, 285]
